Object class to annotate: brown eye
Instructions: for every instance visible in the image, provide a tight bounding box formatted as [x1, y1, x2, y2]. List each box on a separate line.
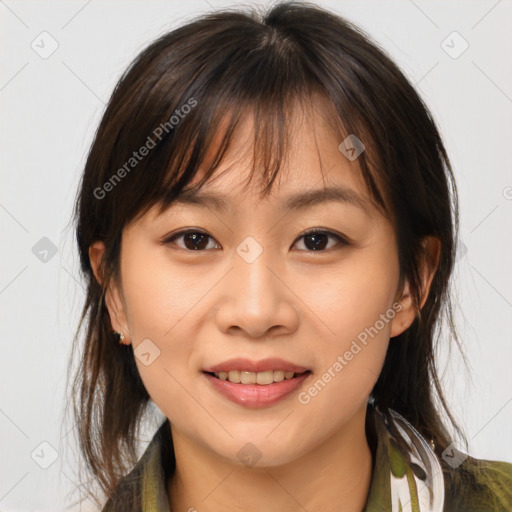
[293, 230, 348, 252]
[165, 230, 219, 251]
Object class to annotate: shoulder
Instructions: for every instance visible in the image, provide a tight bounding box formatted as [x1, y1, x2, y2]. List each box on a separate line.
[443, 454, 512, 512]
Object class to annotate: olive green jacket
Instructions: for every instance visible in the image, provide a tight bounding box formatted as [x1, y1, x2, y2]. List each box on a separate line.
[102, 406, 512, 511]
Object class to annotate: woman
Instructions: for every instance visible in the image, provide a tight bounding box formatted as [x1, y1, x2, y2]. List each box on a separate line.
[68, 2, 512, 510]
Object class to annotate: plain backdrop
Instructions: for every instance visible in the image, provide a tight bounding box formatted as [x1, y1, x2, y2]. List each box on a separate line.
[1, 0, 511, 510]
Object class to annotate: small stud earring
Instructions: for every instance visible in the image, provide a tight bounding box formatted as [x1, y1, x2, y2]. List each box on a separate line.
[114, 330, 126, 344]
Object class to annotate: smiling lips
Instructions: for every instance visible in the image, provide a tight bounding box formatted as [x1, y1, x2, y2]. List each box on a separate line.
[202, 357, 312, 407]
[203, 357, 310, 385]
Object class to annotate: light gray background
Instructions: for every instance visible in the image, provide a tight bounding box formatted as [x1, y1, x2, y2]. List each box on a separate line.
[1, 0, 511, 510]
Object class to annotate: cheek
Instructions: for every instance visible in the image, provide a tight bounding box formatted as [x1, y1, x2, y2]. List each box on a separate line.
[118, 242, 205, 410]
[296, 280, 395, 433]
[294, 241, 398, 404]
[120, 240, 208, 340]
[298, 239, 400, 347]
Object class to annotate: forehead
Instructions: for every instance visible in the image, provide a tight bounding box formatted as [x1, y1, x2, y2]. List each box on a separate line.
[170, 179, 376, 222]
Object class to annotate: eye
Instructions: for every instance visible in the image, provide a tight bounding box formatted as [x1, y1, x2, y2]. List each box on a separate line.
[163, 228, 348, 252]
[164, 229, 220, 251]
[292, 229, 349, 252]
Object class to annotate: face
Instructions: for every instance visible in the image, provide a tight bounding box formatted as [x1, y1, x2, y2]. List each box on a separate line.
[92, 102, 417, 468]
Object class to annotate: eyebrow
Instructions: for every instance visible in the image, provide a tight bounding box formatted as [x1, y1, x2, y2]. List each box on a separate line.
[173, 186, 374, 217]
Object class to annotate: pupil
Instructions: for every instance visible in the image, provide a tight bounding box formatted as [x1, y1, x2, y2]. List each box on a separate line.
[185, 233, 208, 250]
[306, 233, 327, 250]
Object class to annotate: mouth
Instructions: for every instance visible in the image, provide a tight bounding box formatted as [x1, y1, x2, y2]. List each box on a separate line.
[202, 369, 312, 408]
[204, 369, 311, 385]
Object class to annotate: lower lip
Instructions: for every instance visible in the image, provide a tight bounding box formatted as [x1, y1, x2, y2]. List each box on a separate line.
[203, 371, 311, 408]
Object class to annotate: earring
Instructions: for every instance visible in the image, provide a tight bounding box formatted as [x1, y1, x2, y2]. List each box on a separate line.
[113, 330, 126, 344]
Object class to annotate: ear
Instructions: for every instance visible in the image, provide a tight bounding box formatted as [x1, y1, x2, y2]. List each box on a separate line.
[89, 241, 131, 344]
[390, 236, 441, 338]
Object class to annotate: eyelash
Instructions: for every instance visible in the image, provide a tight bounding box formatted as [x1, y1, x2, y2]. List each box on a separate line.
[162, 228, 349, 252]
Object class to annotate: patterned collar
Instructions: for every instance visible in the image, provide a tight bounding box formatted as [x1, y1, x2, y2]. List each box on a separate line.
[102, 405, 445, 511]
[365, 406, 444, 511]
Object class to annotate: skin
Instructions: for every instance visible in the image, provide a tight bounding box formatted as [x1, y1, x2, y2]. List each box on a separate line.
[90, 102, 440, 512]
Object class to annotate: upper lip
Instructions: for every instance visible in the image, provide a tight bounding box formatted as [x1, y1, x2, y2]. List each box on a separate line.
[203, 358, 310, 374]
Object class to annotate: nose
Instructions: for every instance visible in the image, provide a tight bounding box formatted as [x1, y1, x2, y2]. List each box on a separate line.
[214, 245, 299, 340]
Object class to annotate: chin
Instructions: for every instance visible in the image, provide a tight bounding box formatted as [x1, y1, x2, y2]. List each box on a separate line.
[208, 434, 309, 469]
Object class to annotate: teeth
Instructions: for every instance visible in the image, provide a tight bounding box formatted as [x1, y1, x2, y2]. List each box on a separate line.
[228, 370, 240, 383]
[214, 370, 298, 384]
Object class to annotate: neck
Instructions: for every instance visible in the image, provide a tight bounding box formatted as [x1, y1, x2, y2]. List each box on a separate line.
[168, 404, 373, 512]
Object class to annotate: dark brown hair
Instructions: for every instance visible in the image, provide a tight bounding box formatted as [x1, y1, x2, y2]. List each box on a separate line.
[67, 1, 471, 507]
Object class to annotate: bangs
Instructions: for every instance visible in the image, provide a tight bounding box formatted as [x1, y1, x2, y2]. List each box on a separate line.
[151, 90, 388, 220]
[97, 14, 390, 230]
